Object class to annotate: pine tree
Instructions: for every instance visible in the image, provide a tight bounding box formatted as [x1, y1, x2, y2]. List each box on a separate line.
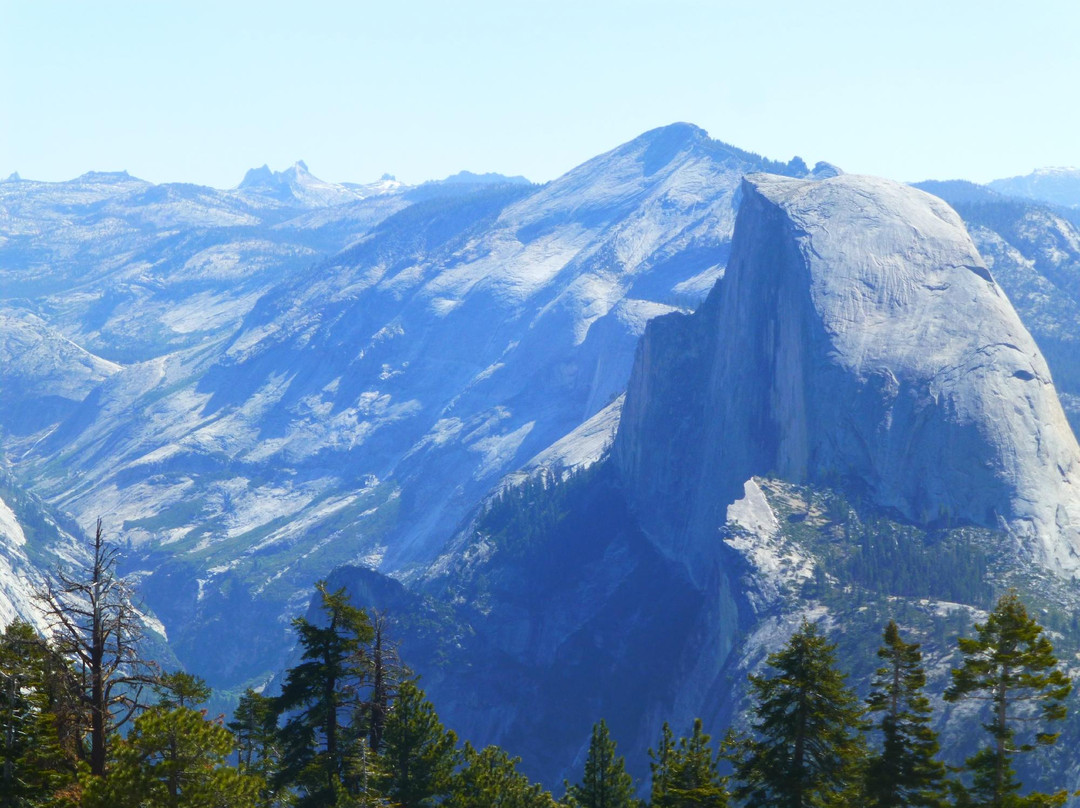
[379, 680, 458, 808]
[81, 669, 263, 808]
[229, 687, 282, 805]
[274, 580, 374, 806]
[650, 718, 726, 808]
[155, 671, 212, 710]
[732, 620, 865, 808]
[81, 704, 263, 808]
[864, 620, 947, 808]
[944, 591, 1071, 808]
[648, 722, 675, 807]
[565, 719, 637, 808]
[0, 620, 81, 807]
[448, 742, 557, 808]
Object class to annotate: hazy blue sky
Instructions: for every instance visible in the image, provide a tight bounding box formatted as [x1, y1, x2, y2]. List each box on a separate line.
[2, 1, 1077, 188]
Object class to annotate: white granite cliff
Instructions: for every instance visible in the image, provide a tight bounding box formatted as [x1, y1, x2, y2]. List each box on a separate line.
[615, 173, 1080, 576]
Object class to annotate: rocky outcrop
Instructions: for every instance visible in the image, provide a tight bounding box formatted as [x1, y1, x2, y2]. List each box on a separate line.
[615, 173, 1080, 576]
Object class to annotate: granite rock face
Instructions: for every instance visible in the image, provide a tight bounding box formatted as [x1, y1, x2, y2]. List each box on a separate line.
[615, 173, 1080, 576]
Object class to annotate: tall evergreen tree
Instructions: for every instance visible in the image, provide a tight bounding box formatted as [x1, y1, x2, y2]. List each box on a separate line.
[864, 620, 947, 808]
[565, 719, 637, 808]
[379, 680, 458, 808]
[274, 581, 374, 807]
[648, 721, 725, 808]
[650, 718, 726, 808]
[944, 591, 1071, 808]
[649, 722, 675, 808]
[229, 687, 282, 805]
[732, 620, 865, 808]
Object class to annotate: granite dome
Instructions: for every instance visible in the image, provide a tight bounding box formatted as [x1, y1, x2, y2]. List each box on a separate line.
[615, 173, 1080, 575]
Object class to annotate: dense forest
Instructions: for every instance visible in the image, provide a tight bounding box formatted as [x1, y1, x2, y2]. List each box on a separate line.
[1, 524, 1074, 807]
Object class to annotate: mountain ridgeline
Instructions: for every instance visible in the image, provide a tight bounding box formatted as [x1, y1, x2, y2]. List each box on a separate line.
[4, 127, 1080, 794]
[0, 124, 835, 683]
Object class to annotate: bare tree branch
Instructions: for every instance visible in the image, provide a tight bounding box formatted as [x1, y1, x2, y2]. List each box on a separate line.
[33, 517, 159, 777]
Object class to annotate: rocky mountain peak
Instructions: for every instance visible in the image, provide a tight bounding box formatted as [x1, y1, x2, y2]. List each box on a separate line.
[238, 163, 274, 187]
[809, 160, 842, 179]
[236, 160, 358, 207]
[237, 160, 315, 189]
[615, 172, 1080, 576]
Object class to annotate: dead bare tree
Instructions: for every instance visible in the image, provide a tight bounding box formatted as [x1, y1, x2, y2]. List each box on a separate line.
[35, 518, 158, 776]
[365, 610, 406, 754]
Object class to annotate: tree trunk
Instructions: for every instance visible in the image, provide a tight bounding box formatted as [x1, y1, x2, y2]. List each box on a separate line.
[370, 620, 386, 753]
[994, 671, 1009, 808]
[90, 521, 107, 777]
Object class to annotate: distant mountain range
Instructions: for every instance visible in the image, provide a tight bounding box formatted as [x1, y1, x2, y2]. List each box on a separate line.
[3, 128, 1080, 790]
[989, 166, 1080, 209]
[0, 125, 823, 683]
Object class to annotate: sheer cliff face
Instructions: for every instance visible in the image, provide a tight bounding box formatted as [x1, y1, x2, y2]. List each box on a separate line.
[615, 174, 1080, 576]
